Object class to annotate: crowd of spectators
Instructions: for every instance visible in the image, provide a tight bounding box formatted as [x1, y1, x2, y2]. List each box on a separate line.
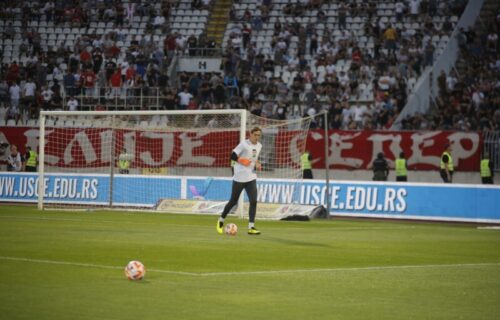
[400, 8, 500, 131]
[0, 0, 487, 133]
[0, 0, 184, 124]
[222, 0, 467, 129]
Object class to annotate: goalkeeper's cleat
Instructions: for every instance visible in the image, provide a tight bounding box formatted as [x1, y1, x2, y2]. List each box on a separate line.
[216, 221, 224, 234]
[247, 227, 261, 235]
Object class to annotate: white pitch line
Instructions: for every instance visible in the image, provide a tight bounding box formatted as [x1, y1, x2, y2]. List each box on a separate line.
[196, 262, 500, 277]
[0, 256, 198, 276]
[0, 215, 419, 231]
[1, 256, 499, 277]
[0, 215, 206, 228]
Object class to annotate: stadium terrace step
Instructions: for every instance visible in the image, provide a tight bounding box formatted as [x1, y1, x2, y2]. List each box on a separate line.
[206, 0, 232, 48]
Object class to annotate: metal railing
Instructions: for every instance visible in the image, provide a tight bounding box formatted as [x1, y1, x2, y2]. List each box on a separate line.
[62, 86, 163, 110]
[178, 47, 224, 57]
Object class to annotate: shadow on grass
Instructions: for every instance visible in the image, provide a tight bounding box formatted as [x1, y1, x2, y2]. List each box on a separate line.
[254, 235, 333, 248]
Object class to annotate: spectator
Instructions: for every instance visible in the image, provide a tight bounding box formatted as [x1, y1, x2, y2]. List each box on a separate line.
[125, 2, 135, 26]
[104, 58, 117, 80]
[251, 15, 263, 32]
[409, 0, 421, 20]
[67, 96, 79, 111]
[109, 68, 123, 99]
[242, 24, 252, 49]
[7, 145, 24, 172]
[177, 87, 194, 110]
[223, 73, 239, 97]
[187, 34, 198, 56]
[9, 82, 21, 111]
[162, 88, 178, 110]
[80, 49, 92, 69]
[153, 13, 166, 29]
[395, 2, 405, 22]
[5, 104, 21, 124]
[338, 3, 347, 30]
[63, 70, 76, 97]
[92, 49, 104, 74]
[22, 78, 36, 113]
[423, 41, 435, 67]
[40, 86, 54, 110]
[51, 92, 63, 110]
[80, 68, 97, 99]
[383, 24, 397, 56]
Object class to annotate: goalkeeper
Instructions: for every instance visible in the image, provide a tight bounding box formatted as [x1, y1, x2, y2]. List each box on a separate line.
[217, 127, 263, 235]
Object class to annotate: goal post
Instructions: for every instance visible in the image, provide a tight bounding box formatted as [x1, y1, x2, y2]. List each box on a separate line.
[37, 109, 317, 219]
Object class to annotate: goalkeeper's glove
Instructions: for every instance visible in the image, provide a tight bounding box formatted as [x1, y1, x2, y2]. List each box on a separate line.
[237, 157, 252, 166]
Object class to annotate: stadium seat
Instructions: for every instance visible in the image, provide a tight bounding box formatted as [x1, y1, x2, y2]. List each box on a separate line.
[26, 119, 39, 127]
[0, 107, 6, 122]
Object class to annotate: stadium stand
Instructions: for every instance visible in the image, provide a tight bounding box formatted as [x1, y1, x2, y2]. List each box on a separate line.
[0, 0, 494, 132]
[222, 0, 467, 129]
[399, 6, 500, 131]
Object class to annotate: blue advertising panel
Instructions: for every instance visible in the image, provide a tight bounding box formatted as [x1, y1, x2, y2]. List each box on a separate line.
[186, 177, 500, 223]
[0, 172, 108, 205]
[112, 175, 181, 206]
[0, 173, 181, 207]
[2, 173, 500, 222]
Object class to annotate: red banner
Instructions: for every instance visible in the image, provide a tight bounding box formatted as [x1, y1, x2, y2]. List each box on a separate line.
[0, 127, 482, 171]
[303, 130, 482, 171]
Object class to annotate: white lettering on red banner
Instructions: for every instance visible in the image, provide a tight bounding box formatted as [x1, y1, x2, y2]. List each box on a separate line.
[0, 127, 482, 171]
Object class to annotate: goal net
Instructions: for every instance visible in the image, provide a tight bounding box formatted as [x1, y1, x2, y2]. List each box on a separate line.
[37, 110, 315, 219]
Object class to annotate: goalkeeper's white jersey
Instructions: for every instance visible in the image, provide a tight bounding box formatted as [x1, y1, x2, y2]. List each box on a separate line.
[233, 139, 262, 182]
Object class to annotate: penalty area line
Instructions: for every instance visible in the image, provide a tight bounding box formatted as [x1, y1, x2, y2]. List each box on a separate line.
[1, 256, 499, 277]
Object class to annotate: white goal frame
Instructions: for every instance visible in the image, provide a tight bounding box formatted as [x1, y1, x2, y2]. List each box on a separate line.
[37, 109, 329, 219]
[37, 109, 248, 212]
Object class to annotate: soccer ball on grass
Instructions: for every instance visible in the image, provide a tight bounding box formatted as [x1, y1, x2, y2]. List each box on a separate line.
[225, 223, 238, 236]
[125, 260, 146, 280]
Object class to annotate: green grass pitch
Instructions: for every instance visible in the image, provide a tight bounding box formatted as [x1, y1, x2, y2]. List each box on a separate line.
[1, 205, 499, 320]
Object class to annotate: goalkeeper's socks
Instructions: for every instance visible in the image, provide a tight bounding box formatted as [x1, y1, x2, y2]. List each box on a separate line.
[248, 222, 255, 229]
[219, 217, 225, 223]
